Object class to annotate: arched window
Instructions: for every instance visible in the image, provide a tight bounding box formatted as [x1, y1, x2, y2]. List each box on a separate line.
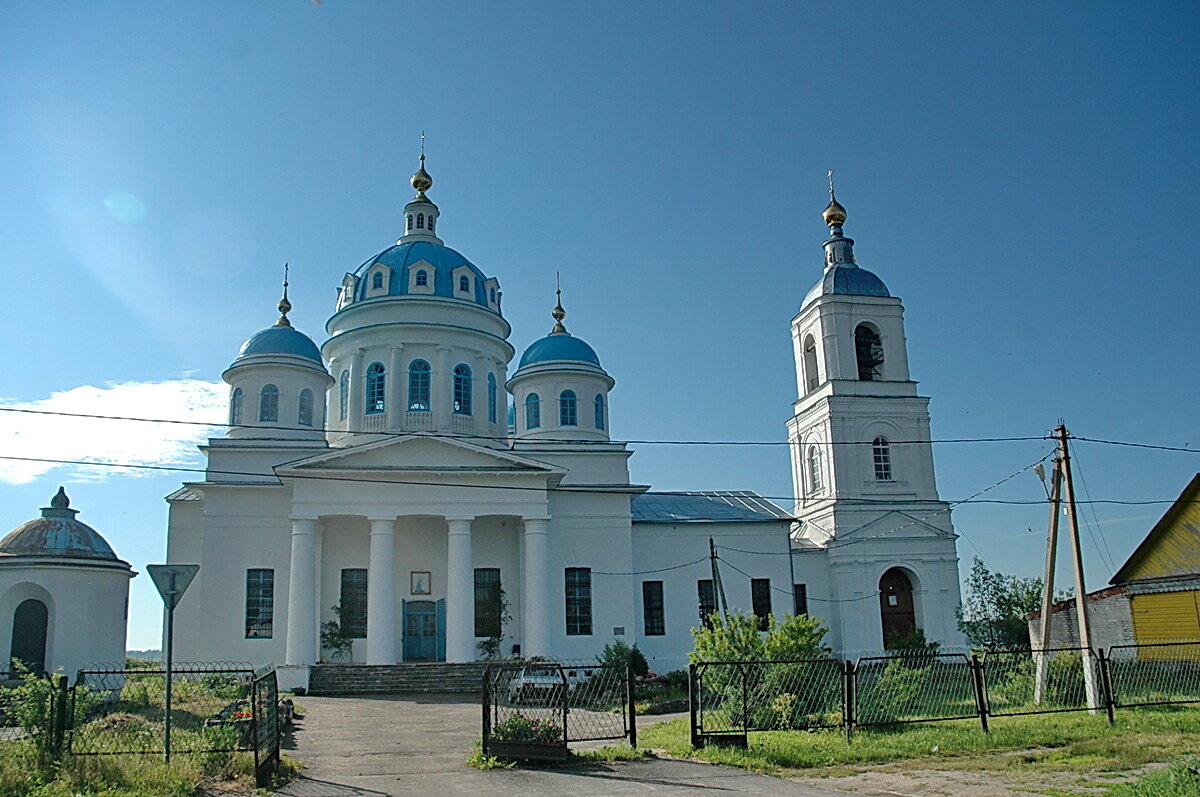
[406, 214, 413, 231]
[9, 598, 48, 673]
[408, 360, 430, 411]
[453, 364, 472, 415]
[459, 275, 470, 293]
[298, 389, 314, 427]
[416, 213, 425, 229]
[559, 390, 578, 426]
[365, 362, 386, 414]
[807, 445, 823, 492]
[259, 385, 279, 422]
[372, 271, 384, 289]
[803, 334, 819, 392]
[230, 387, 243, 426]
[525, 393, 541, 429]
[487, 373, 497, 423]
[415, 269, 428, 287]
[427, 215, 435, 232]
[855, 324, 884, 381]
[594, 394, 605, 430]
[339, 370, 349, 421]
[872, 436, 892, 481]
[489, 288, 496, 303]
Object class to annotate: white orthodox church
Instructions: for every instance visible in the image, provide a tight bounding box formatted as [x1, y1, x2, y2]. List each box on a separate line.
[164, 159, 965, 683]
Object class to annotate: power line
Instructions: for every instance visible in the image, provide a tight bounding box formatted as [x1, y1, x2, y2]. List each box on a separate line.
[1072, 436, 1199, 454]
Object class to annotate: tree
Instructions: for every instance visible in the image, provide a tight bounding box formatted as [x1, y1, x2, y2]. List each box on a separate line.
[957, 557, 1056, 648]
[690, 610, 828, 663]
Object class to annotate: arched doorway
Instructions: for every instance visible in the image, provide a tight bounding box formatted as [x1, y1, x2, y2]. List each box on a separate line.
[879, 568, 916, 649]
[10, 598, 48, 672]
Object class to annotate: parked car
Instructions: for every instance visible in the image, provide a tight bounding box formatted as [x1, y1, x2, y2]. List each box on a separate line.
[505, 664, 600, 704]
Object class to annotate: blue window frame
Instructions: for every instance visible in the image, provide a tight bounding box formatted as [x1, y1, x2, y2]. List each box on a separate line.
[487, 373, 497, 423]
[559, 390, 577, 426]
[458, 275, 470, 293]
[259, 385, 279, 422]
[594, 393, 605, 430]
[408, 360, 430, 411]
[230, 387, 243, 426]
[525, 393, 540, 429]
[365, 362, 386, 414]
[372, 271, 383, 289]
[453, 364, 472, 415]
[298, 389, 314, 427]
[415, 269, 428, 287]
[339, 370, 349, 421]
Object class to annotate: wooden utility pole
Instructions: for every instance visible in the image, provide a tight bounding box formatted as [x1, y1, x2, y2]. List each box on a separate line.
[1034, 457, 1062, 704]
[1054, 425, 1100, 712]
[709, 537, 730, 622]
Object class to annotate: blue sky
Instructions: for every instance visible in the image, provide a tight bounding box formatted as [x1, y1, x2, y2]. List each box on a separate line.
[1, 1, 1197, 650]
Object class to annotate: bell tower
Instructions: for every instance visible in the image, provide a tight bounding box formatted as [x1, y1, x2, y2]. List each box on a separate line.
[787, 177, 964, 654]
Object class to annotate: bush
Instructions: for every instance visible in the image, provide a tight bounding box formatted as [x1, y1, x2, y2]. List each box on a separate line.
[491, 712, 563, 743]
[857, 659, 929, 724]
[596, 640, 649, 676]
[690, 610, 827, 664]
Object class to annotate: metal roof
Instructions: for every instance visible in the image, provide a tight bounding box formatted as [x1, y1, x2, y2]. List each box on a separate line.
[803, 263, 890, 307]
[631, 491, 792, 524]
[518, 333, 602, 369]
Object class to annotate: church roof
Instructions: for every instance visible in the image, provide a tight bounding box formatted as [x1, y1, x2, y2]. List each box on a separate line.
[632, 491, 792, 523]
[518, 334, 602, 368]
[350, 241, 495, 309]
[0, 487, 123, 562]
[236, 325, 324, 363]
[802, 263, 890, 306]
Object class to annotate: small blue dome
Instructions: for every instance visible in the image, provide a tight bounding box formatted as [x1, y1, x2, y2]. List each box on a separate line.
[803, 264, 890, 307]
[518, 334, 602, 369]
[349, 241, 496, 311]
[236, 325, 324, 363]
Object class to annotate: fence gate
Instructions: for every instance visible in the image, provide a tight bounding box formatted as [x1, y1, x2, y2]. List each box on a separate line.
[482, 663, 635, 760]
[251, 667, 281, 787]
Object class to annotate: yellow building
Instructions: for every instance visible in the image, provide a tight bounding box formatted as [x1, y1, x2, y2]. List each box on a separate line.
[1110, 474, 1200, 646]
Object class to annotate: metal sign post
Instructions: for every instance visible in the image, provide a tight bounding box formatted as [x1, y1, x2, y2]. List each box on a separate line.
[147, 564, 199, 762]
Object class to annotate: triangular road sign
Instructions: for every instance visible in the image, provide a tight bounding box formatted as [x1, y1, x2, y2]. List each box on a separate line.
[147, 564, 199, 611]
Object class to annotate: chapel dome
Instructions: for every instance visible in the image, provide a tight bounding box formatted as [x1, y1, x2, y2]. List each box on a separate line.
[235, 325, 324, 363]
[346, 241, 496, 311]
[802, 264, 891, 307]
[518, 334, 602, 368]
[0, 488, 121, 562]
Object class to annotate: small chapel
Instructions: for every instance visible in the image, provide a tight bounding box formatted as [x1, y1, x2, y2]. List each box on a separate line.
[164, 159, 965, 683]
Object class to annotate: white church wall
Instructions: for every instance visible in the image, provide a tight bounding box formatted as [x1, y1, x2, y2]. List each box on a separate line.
[790, 546, 838, 651]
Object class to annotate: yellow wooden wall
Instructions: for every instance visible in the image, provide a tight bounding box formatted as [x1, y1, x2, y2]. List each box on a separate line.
[1130, 591, 1200, 655]
[1120, 502, 1200, 582]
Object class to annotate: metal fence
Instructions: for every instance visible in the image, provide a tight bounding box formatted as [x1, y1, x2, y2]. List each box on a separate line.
[251, 667, 281, 787]
[689, 641, 1200, 748]
[482, 662, 635, 760]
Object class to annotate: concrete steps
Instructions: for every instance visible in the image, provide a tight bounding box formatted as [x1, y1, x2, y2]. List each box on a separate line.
[307, 662, 490, 695]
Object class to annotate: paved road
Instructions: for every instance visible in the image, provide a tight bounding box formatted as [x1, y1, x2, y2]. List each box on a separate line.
[274, 694, 844, 796]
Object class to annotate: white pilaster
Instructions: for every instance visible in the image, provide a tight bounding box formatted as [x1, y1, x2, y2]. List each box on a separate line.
[522, 517, 551, 658]
[445, 517, 475, 662]
[434, 345, 452, 430]
[285, 518, 318, 665]
[388, 345, 404, 431]
[367, 517, 397, 664]
[347, 348, 365, 432]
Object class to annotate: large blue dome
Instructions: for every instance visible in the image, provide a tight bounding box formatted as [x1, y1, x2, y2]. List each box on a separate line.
[236, 325, 324, 363]
[518, 334, 602, 369]
[350, 241, 495, 310]
[802, 264, 890, 307]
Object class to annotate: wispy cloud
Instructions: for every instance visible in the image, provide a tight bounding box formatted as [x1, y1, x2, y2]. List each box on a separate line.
[0, 380, 227, 485]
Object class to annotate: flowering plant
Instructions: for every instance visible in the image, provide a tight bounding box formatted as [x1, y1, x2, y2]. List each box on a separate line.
[491, 711, 563, 743]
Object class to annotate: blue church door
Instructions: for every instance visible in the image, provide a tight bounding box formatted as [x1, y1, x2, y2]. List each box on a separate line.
[402, 600, 445, 661]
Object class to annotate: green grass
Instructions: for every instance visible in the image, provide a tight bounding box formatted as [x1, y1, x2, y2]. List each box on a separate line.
[1109, 756, 1200, 796]
[638, 706, 1200, 777]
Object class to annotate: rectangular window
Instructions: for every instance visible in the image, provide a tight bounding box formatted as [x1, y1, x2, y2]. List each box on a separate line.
[340, 568, 368, 639]
[697, 579, 716, 628]
[752, 578, 772, 631]
[245, 569, 274, 639]
[565, 567, 592, 635]
[474, 567, 502, 638]
[793, 583, 808, 616]
[642, 581, 665, 636]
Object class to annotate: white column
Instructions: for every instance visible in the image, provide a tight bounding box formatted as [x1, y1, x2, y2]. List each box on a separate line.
[387, 345, 404, 431]
[313, 524, 324, 652]
[474, 352, 488, 438]
[523, 517, 551, 658]
[347, 348, 365, 432]
[445, 517, 475, 662]
[367, 518, 397, 664]
[285, 518, 319, 665]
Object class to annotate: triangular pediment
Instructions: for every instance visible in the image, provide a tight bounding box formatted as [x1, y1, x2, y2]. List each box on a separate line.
[834, 510, 953, 541]
[277, 435, 563, 476]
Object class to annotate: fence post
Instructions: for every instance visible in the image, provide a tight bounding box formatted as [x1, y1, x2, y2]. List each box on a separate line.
[50, 674, 69, 759]
[843, 659, 854, 743]
[688, 663, 700, 749]
[627, 665, 638, 749]
[1096, 648, 1116, 724]
[970, 654, 989, 733]
[481, 668, 492, 755]
[741, 663, 749, 739]
[250, 675, 262, 783]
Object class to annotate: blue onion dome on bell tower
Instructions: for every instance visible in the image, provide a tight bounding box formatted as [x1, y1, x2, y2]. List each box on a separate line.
[0, 487, 126, 563]
[802, 173, 890, 307]
[228, 268, 328, 376]
[332, 149, 503, 317]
